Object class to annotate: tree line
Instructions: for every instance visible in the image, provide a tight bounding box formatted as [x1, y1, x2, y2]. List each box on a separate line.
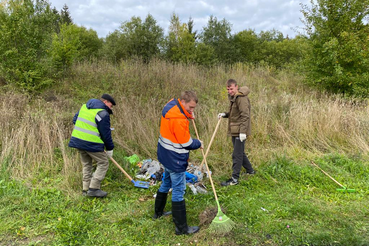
[1, 0, 369, 97]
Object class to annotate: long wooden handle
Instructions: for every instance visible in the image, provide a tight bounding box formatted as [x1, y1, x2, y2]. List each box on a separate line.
[192, 119, 220, 203]
[198, 118, 222, 169]
[106, 152, 133, 181]
[311, 161, 345, 188]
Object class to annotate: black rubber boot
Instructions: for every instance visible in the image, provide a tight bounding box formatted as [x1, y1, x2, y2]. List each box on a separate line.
[172, 200, 199, 235]
[153, 191, 171, 219]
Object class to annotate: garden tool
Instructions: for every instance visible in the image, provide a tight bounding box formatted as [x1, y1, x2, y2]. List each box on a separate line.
[192, 118, 235, 233]
[311, 161, 355, 193]
[107, 153, 150, 189]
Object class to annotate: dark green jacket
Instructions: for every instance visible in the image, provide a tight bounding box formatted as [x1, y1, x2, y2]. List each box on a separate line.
[224, 86, 251, 137]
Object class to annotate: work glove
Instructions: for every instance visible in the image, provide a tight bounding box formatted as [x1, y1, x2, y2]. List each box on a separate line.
[218, 113, 226, 119]
[199, 140, 204, 149]
[239, 133, 247, 142]
[106, 150, 113, 158]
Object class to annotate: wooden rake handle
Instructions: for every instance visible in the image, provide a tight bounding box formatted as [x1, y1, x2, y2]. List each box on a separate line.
[105, 152, 133, 181]
[311, 161, 345, 188]
[198, 118, 222, 170]
[192, 118, 221, 203]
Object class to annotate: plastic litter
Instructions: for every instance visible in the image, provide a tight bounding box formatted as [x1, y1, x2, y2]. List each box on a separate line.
[195, 183, 207, 194]
[133, 158, 208, 194]
[125, 154, 140, 165]
[188, 183, 197, 195]
[261, 207, 269, 212]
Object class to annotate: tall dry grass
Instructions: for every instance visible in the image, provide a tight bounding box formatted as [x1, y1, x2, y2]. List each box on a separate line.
[1, 59, 369, 190]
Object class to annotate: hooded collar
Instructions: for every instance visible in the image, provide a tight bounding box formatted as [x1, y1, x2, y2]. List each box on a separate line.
[229, 86, 250, 102]
[176, 98, 194, 119]
[86, 99, 113, 114]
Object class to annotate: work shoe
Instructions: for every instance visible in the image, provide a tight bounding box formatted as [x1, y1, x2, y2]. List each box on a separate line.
[87, 188, 108, 198]
[82, 190, 88, 196]
[221, 177, 239, 186]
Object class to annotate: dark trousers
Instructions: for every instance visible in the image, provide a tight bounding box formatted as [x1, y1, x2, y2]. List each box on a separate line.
[231, 136, 253, 180]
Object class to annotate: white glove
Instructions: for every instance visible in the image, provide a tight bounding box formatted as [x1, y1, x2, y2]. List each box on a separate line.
[239, 133, 247, 142]
[218, 113, 226, 119]
[106, 150, 113, 158]
[199, 140, 204, 149]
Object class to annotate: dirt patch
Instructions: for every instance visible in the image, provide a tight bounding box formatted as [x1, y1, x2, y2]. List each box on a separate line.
[199, 206, 218, 226]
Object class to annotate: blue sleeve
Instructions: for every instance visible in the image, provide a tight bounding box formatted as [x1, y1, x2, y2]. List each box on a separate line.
[184, 139, 201, 150]
[72, 111, 79, 124]
[96, 110, 114, 150]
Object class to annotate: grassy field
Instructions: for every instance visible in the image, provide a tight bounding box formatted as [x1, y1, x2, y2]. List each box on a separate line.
[1, 60, 369, 245]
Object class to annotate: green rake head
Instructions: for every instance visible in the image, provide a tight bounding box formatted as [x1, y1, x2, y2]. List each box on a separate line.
[336, 187, 356, 193]
[208, 208, 235, 234]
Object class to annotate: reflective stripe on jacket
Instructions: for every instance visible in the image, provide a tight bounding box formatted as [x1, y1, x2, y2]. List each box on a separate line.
[157, 99, 201, 172]
[69, 99, 114, 152]
[71, 104, 104, 144]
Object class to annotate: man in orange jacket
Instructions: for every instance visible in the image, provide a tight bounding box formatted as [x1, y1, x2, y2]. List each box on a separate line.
[154, 91, 203, 235]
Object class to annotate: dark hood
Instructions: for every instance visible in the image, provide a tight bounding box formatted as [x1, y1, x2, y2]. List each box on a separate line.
[86, 99, 113, 114]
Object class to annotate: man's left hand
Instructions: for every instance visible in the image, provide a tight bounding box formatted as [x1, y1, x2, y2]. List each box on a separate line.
[199, 140, 204, 149]
[106, 150, 113, 158]
[239, 133, 247, 142]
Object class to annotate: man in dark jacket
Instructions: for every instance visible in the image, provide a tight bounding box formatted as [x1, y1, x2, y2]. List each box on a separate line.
[154, 91, 203, 235]
[69, 94, 116, 197]
[218, 79, 255, 186]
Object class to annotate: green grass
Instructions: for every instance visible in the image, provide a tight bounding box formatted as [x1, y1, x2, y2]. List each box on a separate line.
[1, 60, 369, 245]
[1, 153, 368, 245]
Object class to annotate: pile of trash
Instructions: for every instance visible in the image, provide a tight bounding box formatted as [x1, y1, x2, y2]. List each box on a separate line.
[131, 156, 208, 195]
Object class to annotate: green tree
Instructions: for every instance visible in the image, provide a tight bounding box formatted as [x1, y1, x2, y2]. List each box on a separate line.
[76, 27, 103, 60]
[233, 29, 260, 63]
[187, 16, 197, 40]
[258, 29, 284, 42]
[0, 0, 57, 91]
[258, 37, 309, 68]
[60, 4, 72, 25]
[199, 15, 234, 63]
[301, 0, 369, 96]
[164, 13, 196, 63]
[119, 14, 164, 62]
[193, 43, 217, 66]
[50, 24, 80, 71]
[101, 30, 128, 62]
[50, 23, 103, 71]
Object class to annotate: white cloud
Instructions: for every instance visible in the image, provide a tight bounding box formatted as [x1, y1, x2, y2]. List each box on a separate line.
[50, 0, 310, 38]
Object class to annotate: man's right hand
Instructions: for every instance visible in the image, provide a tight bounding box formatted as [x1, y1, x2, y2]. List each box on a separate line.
[106, 150, 113, 158]
[218, 113, 226, 119]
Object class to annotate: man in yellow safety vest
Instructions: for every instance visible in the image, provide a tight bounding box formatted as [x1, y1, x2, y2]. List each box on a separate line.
[69, 94, 116, 198]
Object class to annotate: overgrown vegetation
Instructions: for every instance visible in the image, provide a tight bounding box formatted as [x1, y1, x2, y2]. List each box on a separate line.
[301, 0, 369, 96]
[2, 0, 369, 96]
[1, 0, 369, 244]
[0, 60, 368, 245]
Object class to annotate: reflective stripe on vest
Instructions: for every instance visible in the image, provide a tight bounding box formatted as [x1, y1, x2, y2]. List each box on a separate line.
[71, 104, 104, 144]
[158, 135, 190, 154]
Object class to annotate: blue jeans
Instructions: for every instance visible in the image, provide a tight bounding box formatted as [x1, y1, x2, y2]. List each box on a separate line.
[158, 168, 186, 202]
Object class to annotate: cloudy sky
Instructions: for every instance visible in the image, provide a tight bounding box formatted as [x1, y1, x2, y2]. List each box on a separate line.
[50, 0, 310, 38]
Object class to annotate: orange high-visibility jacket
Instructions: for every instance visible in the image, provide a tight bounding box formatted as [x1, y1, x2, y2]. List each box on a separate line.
[157, 98, 201, 172]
